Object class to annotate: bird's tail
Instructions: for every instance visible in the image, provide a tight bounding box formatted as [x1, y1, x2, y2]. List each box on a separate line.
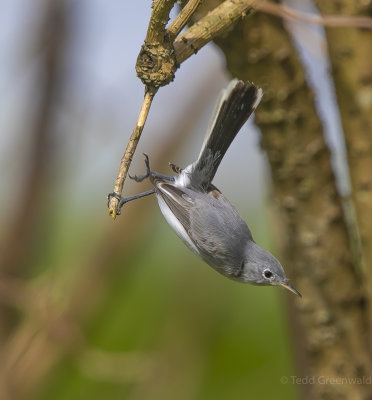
[186, 80, 262, 189]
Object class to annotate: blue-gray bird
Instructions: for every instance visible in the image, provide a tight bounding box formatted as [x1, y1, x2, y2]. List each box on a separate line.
[109, 80, 301, 296]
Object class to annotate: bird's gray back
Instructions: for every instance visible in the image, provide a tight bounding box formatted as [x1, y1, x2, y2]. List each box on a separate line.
[185, 188, 253, 276]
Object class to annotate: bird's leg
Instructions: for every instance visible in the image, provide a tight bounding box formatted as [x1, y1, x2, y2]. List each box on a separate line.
[107, 189, 155, 215]
[129, 153, 175, 182]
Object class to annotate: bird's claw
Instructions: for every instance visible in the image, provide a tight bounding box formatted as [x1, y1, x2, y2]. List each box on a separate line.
[128, 153, 152, 182]
[107, 192, 127, 215]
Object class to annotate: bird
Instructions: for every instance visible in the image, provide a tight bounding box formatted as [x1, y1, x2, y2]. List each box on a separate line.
[109, 79, 301, 297]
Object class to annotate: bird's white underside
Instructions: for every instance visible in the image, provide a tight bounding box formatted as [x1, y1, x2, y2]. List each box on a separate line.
[156, 192, 200, 256]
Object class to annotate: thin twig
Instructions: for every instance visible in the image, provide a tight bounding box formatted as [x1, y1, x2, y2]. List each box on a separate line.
[108, 0, 179, 218]
[108, 87, 158, 218]
[167, 0, 202, 40]
[256, 0, 372, 29]
[146, 0, 177, 43]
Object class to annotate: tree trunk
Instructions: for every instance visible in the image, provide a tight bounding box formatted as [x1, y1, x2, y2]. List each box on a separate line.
[314, 0, 372, 329]
[192, 2, 372, 399]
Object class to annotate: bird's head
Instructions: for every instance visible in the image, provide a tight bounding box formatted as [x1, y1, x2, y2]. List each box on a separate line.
[240, 241, 301, 297]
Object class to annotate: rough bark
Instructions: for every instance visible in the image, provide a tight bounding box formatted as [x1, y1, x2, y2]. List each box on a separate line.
[314, 0, 372, 327]
[192, 2, 371, 399]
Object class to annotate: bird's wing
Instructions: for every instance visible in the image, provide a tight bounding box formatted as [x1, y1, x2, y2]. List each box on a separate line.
[154, 179, 194, 234]
[153, 178, 252, 262]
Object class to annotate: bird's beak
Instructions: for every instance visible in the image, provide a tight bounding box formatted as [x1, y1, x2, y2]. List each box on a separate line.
[277, 281, 302, 297]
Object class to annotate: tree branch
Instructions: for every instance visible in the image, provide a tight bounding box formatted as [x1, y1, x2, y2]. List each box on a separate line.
[108, 87, 157, 218]
[145, 0, 177, 44]
[109, 0, 372, 218]
[174, 0, 256, 65]
[167, 0, 202, 41]
[108, 1, 179, 218]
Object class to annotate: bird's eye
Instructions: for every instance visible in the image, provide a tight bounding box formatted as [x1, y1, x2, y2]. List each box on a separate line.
[263, 269, 273, 279]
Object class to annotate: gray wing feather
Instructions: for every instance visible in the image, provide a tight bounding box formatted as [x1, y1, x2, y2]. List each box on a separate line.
[155, 182, 193, 232]
[155, 180, 253, 274]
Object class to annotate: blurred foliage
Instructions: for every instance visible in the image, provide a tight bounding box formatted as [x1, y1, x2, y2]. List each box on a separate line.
[32, 214, 298, 400]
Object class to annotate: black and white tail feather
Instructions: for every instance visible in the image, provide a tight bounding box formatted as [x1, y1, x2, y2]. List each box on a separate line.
[176, 79, 262, 190]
